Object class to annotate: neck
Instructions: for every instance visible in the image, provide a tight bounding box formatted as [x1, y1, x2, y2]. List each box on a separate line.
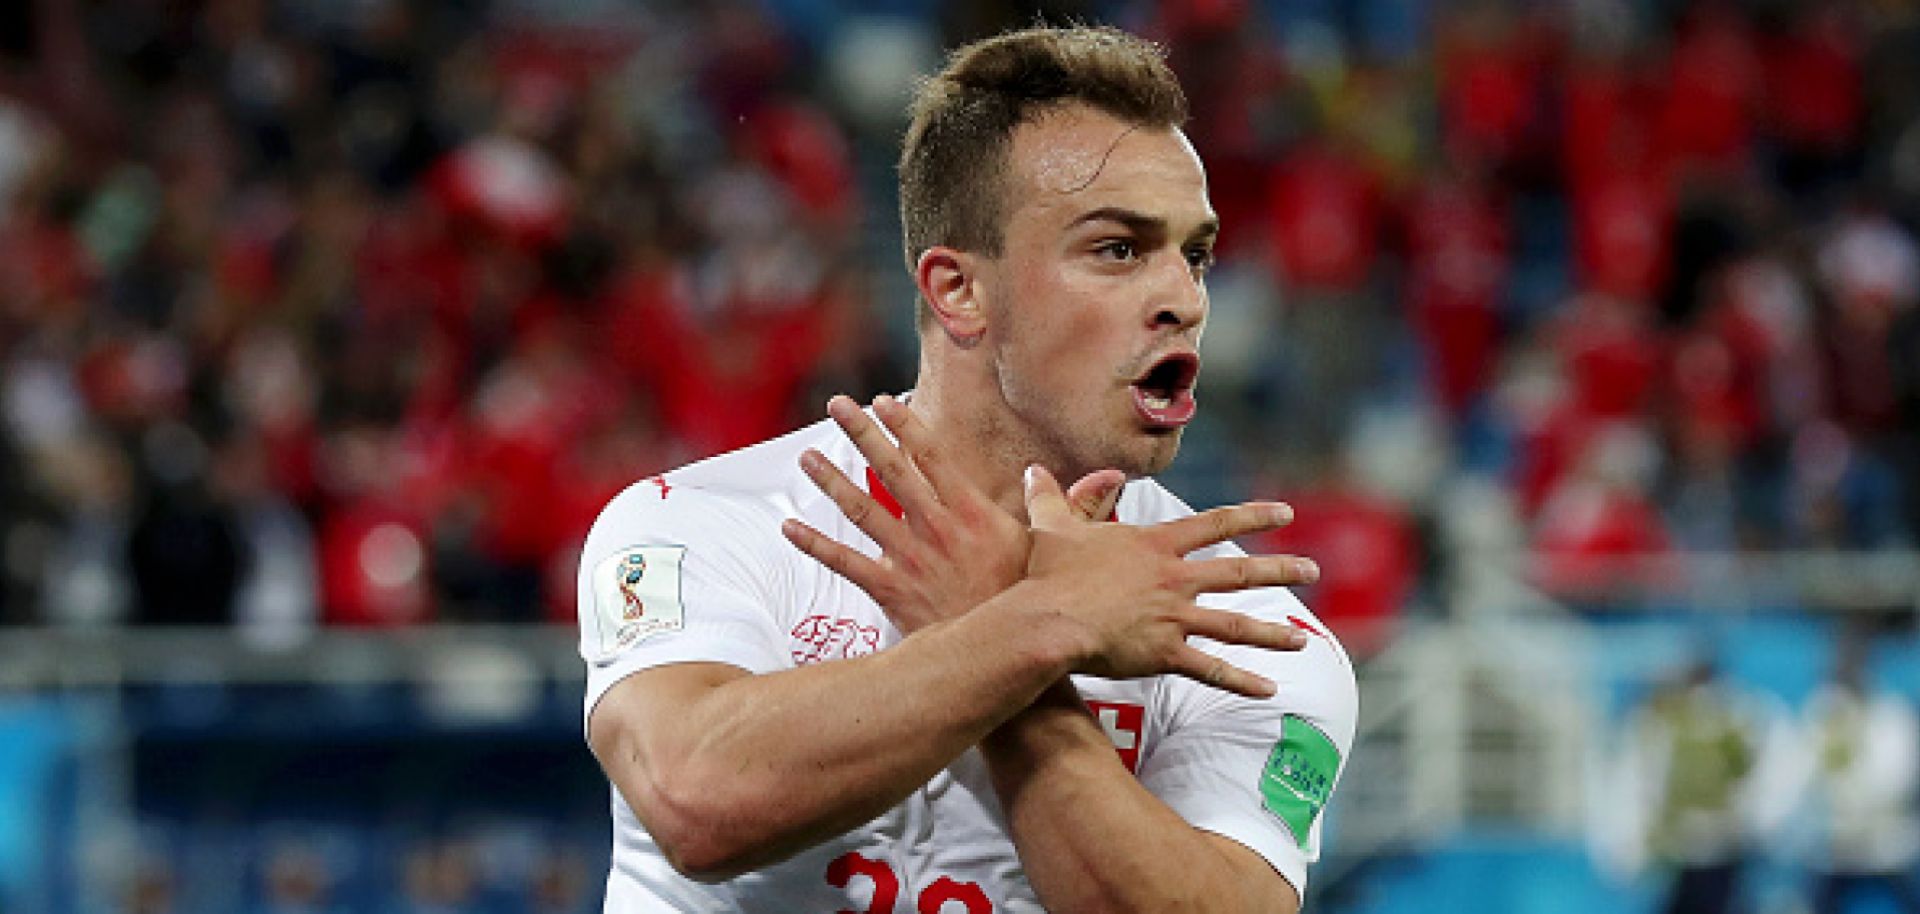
[910, 352, 1038, 522]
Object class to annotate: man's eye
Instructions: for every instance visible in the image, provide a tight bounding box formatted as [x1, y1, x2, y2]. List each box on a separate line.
[1185, 246, 1216, 272]
[1096, 239, 1138, 261]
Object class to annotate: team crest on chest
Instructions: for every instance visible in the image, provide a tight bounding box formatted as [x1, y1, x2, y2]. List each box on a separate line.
[1086, 700, 1146, 773]
[789, 615, 882, 665]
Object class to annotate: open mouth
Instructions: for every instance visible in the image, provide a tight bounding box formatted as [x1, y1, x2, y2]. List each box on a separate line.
[1130, 352, 1200, 429]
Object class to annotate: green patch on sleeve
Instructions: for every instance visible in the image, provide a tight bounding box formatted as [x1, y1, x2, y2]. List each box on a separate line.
[1261, 716, 1341, 849]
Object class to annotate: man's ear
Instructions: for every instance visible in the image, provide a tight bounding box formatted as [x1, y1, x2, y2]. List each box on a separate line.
[915, 246, 988, 346]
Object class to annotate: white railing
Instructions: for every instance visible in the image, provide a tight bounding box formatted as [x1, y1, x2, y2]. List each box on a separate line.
[1319, 547, 1920, 888]
[1505, 549, 1920, 615]
[1325, 614, 1592, 873]
[0, 624, 583, 689]
[7, 548, 1918, 899]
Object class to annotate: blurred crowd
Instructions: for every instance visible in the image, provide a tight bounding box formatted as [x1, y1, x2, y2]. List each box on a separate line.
[2, 0, 1919, 646]
[0, 0, 893, 639]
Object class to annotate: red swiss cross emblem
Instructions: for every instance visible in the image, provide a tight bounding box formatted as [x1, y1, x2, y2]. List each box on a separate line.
[1085, 700, 1145, 773]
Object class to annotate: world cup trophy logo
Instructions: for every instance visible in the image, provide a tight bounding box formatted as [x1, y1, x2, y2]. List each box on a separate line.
[618, 553, 648, 621]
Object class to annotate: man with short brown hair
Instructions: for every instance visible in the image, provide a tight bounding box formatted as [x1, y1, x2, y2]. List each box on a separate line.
[579, 25, 1356, 912]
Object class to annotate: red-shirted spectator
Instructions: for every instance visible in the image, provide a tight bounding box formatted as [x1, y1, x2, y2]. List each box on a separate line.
[1531, 422, 1674, 601]
[600, 252, 830, 460]
[1764, 8, 1864, 159]
[541, 402, 674, 623]
[317, 501, 431, 627]
[1665, 280, 1777, 450]
[1561, 51, 1660, 195]
[1555, 293, 1664, 421]
[1404, 161, 1509, 416]
[1153, 0, 1283, 262]
[1571, 167, 1672, 301]
[1657, 6, 1761, 174]
[1713, 254, 1822, 428]
[0, 198, 96, 325]
[222, 329, 322, 509]
[315, 427, 432, 626]
[428, 134, 570, 252]
[739, 101, 859, 230]
[1435, 5, 1540, 168]
[357, 192, 477, 346]
[1266, 134, 1384, 292]
[461, 323, 611, 577]
[1511, 395, 1594, 520]
[1264, 476, 1417, 657]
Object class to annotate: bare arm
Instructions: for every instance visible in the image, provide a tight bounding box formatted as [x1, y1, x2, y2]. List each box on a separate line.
[769, 396, 1318, 906]
[590, 397, 1307, 882]
[981, 682, 1300, 913]
[587, 590, 1076, 881]
[587, 537, 1295, 882]
[974, 466, 1302, 913]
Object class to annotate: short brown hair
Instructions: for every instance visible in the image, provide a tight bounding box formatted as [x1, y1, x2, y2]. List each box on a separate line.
[898, 26, 1188, 270]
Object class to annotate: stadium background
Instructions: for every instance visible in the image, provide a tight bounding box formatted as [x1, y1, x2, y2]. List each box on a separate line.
[3, 0, 1920, 911]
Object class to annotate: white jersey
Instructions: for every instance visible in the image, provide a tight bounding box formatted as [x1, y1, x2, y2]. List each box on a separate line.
[577, 414, 1358, 912]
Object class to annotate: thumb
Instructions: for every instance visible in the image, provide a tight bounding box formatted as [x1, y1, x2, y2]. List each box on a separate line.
[1023, 464, 1074, 529]
[1064, 468, 1126, 522]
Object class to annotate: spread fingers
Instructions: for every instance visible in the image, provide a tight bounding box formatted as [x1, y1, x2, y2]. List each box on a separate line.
[826, 395, 941, 525]
[1152, 501, 1293, 554]
[799, 447, 909, 552]
[1182, 605, 1309, 652]
[1183, 555, 1320, 594]
[781, 517, 895, 604]
[1168, 645, 1278, 699]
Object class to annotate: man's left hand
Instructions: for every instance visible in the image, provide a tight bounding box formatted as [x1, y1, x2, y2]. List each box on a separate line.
[781, 394, 1124, 633]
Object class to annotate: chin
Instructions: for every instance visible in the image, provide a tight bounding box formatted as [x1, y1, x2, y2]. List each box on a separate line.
[1123, 429, 1184, 477]
[1143, 445, 1181, 476]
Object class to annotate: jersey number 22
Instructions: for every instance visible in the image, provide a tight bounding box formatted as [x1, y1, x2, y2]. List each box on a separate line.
[827, 851, 991, 913]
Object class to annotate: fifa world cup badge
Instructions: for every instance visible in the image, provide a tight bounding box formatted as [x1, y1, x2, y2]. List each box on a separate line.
[589, 545, 687, 659]
[619, 553, 648, 622]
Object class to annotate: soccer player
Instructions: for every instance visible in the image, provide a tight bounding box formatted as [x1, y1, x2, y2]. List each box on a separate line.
[577, 25, 1358, 913]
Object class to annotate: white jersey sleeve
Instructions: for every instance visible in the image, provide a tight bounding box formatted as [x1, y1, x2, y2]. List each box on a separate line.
[1137, 583, 1358, 898]
[575, 481, 794, 734]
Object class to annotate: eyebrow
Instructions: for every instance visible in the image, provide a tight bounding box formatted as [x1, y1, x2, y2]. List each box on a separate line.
[1069, 206, 1220, 242]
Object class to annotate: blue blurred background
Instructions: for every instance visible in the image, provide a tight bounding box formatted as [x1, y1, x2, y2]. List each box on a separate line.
[4, 0, 1920, 911]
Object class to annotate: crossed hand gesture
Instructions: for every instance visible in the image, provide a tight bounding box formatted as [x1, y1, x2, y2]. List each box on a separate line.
[781, 395, 1318, 698]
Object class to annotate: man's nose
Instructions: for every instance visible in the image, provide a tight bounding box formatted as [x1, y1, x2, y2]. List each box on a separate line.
[1149, 258, 1207, 330]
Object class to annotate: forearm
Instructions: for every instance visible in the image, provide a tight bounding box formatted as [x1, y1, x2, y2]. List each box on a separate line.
[598, 589, 1082, 877]
[981, 682, 1298, 914]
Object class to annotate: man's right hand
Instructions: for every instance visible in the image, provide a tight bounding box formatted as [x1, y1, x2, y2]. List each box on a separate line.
[1015, 464, 1317, 698]
[780, 394, 1127, 633]
[781, 394, 1319, 700]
